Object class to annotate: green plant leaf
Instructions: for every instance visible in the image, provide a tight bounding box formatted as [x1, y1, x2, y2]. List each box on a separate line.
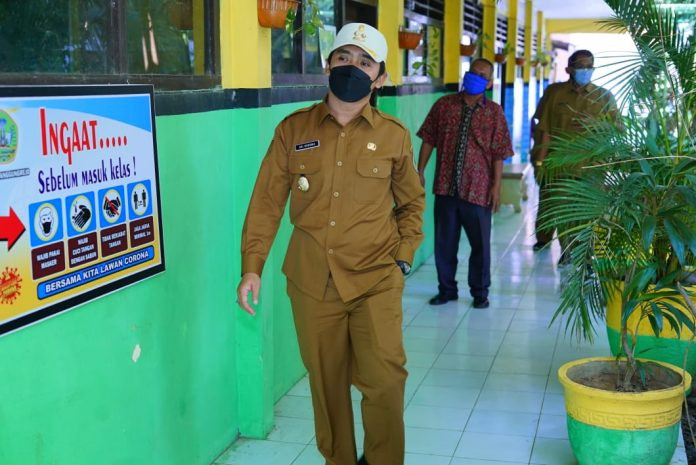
[663, 218, 686, 265]
[641, 216, 656, 250]
[648, 302, 664, 334]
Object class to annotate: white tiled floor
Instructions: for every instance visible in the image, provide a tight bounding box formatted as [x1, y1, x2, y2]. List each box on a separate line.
[217, 189, 688, 465]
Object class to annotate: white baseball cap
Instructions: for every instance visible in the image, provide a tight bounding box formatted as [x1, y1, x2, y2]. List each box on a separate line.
[330, 23, 388, 63]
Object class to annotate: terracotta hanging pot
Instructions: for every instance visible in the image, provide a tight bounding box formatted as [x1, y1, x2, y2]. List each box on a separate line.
[515, 57, 525, 65]
[460, 44, 477, 56]
[257, 0, 300, 29]
[399, 30, 423, 50]
[494, 53, 506, 64]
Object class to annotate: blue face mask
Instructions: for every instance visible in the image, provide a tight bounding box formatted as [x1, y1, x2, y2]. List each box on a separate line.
[462, 72, 489, 95]
[573, 68, 594, 86]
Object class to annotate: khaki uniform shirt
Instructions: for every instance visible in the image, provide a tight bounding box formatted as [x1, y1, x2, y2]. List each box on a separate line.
[534, 80, 617, 172]
[536, 80, 617, 137]
[241, 100, 425, 302]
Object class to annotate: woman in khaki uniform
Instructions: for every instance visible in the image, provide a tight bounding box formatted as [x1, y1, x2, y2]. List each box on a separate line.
[236, 23, 425, 465]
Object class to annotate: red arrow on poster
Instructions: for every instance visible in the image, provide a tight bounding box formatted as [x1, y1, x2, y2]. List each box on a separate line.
[0, 208, 25, 251]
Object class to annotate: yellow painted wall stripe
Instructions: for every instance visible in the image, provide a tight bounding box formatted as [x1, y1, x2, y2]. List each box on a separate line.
[378, 0, 404, 86]
[221, 0, 271, 89]
[505, 0, 518, 84]
[546, 18, 613, 34]
[444, 0, 463, 85]
[481, 0, 496, 63]
[523, 0, 533, 83]
[536, 10, 543, 81]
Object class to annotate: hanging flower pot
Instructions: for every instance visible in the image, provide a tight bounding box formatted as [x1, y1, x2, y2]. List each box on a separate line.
[257, 0, 300, 29]
[168, 0, 193, 30]
[399, 28, 422, 50]
[460, 43, 477, 56]
[530, 59, 539, 66]
[494, 53, 506, 64]
[515, 56, 525, 66]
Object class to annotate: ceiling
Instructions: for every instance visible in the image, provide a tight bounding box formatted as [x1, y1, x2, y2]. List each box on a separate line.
[533, 0, 615, 19]
[497, 0, 616, 21]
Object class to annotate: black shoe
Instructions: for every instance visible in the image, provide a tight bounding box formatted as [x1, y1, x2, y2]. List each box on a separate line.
[429, 294, 458, 305]
[532, 241, 549, 251]
[473, 297, 490, 309]
[358, 455, 369, 465]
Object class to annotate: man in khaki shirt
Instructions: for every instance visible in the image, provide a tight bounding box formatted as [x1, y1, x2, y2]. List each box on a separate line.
[531, 49, 617, 260]
[236, 23, 425, 465]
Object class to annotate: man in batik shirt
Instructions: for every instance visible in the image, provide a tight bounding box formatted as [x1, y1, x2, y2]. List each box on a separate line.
[417, 58, 513, 309]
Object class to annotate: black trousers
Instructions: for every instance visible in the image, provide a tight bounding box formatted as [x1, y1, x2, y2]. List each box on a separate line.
[434, 195, 491, 300]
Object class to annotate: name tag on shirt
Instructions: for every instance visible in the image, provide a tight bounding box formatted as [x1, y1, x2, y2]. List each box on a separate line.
[295, 140, 320, 151]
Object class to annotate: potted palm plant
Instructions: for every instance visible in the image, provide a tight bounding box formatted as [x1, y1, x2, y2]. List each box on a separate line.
[539, 0, 696, 463]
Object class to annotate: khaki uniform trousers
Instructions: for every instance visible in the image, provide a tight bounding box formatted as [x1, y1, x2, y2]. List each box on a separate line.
[287, 266, 407, 465]
[535, 176, 573, 252]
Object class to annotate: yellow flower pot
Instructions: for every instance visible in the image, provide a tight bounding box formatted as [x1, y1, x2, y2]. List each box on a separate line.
[559, 357, 690, 465]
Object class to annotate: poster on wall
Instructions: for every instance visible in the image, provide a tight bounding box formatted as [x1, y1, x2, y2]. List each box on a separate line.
[0, 85, 165, 336]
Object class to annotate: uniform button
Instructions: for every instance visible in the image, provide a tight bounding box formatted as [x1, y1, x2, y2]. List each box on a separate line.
[329, 221, 336, 227]
[333, 191, 339, 198]
[337, 161, 343, 167]
[372, 167, 378, 173]
[328, 249, 334, 254]
[300, 164, 305, 170]
[340, 132, 346, 137]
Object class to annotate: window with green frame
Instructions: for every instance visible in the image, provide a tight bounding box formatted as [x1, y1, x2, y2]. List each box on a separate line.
[272, 0, 339, 79]
[0, 0, 219, 86]
[403, 0, 444, 80]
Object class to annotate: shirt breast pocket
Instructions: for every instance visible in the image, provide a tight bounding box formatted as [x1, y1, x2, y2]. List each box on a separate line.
[354, 158, 392, 204]
[554, 104, 578, 132]
[288, 153, 322, 203]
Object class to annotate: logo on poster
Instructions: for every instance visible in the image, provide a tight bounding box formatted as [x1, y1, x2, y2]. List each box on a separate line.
[0, 110, 18, 164]
[0, 267, 21, 304]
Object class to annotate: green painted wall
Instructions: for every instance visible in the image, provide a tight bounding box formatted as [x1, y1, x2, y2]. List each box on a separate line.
[0, 91, 445, 465]
[0, 109, 243, 465]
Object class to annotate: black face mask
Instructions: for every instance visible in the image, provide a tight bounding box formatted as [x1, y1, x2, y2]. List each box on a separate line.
[329, 65, 376, 103]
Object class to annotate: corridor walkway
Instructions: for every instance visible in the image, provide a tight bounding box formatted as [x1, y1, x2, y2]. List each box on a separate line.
[217, 188, 687, 465]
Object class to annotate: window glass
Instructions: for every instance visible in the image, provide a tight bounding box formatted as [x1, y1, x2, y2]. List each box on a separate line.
[0, 0, 215, 76]
[271, 0, 336, 75]
[404, 19, 425, 77]
[0, 0, 110, 73]
[127, 0, 196, 74]
[303, 0, 336, 73]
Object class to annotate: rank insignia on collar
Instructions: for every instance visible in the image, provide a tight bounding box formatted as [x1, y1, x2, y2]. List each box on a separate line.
[295, 140, 320, 151]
